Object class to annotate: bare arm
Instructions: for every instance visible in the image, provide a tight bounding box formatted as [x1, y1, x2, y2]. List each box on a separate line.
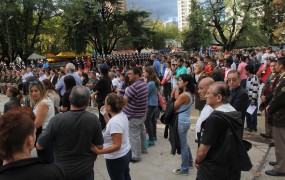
[174, 93, 189, 111]
[195, 144, 211, 168]
[34, 102, 49, 128]
[91, 133, 122, 154]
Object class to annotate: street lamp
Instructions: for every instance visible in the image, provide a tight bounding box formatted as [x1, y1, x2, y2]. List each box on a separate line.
[73, 21, 80, 55]
[6, 16, 13, 62]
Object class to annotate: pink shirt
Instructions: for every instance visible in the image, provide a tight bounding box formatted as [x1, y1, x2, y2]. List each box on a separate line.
[238, 62, 247, 80]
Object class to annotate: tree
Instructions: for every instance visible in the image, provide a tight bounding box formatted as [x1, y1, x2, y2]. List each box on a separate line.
[203, 0, 262, 51]
[0, 0, 58, 61]
[122, 10, 153, 53]
[183, 0, 212, 51]
[272, 0, 285, 42]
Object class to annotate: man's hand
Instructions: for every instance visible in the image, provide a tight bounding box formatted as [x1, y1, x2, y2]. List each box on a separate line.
[195, 159, 199, 169]
[90, 144, 100, 154]
[261, 95, 266, 103]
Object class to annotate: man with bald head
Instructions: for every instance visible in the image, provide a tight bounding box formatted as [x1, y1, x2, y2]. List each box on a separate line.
[195, 77, 214, 145]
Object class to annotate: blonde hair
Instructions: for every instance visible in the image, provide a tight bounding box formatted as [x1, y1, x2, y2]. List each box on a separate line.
[29, 81, 47, 108]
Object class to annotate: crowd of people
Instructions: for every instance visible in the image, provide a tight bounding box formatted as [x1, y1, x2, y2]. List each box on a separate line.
[0, 47, 285, 179]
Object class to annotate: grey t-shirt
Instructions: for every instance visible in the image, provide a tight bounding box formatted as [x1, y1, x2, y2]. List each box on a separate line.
[38, 110, 103, 178]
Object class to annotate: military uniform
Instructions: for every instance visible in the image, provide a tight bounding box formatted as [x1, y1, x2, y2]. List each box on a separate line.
[261, 72, 280, 137]
[268, 72, 285, 174]
[0, 73, 7, 93]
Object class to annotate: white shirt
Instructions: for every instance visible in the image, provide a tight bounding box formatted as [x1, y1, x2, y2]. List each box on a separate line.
[22, 72, 34, 82]
[195, 105, 213, 138]
[33, 97, 55, 129]
[103, 112, 131, 159]
[163, 68, 172, 82]
[215, 103, 236, 112]
[195, 103, 236, 138]
[112, 78, 120, 89]
[261, 53, 276, 64]
[39, 74, 47, 81]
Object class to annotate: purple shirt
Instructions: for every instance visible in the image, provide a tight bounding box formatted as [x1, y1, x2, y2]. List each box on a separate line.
[124, 79, 148, 119]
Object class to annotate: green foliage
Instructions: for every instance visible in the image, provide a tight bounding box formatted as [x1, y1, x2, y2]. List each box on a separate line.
[0, 0, 57, 60]
[202, 0, 267, 51]
[183, 0, 212, 51]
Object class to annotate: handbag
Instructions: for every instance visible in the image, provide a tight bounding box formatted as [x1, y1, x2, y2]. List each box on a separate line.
[160, 98, 192, 125]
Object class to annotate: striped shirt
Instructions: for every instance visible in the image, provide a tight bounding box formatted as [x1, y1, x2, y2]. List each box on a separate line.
[124, 79, 148, 119]
[246, 75, 259, 103]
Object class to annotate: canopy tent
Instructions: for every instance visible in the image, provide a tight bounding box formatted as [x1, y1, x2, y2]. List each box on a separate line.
[45, 52, 57, 58]
[56, 52, 76, 58]
[27, 53, 46, 60]
[235, 28, 270, 49]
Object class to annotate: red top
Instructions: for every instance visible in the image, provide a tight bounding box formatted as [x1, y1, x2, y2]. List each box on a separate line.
[205, 64, 212, 73]
[258, 64, 271, 83]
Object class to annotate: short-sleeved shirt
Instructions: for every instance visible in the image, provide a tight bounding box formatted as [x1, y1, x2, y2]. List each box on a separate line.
[123, 79, 148, 118]
[103, 112, 131, 159]
[37, 110, 103, 178]
[176, 66, 187, 77]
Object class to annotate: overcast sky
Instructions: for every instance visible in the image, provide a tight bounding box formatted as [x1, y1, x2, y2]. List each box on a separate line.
[126, 0, 178, 21]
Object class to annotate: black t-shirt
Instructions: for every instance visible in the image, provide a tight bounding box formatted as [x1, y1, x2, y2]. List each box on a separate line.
[38, 110, 103, 179]
[62, 90, 71, 111]
[93, 75, 112, 104]
[198, 111, 241, 180]
[0, 158, 66, 180]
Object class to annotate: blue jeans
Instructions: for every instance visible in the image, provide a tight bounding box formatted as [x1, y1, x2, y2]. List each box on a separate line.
[178, 123, 193, 172]
[246, 106, 257, 130]
[105, 150, 132, 180]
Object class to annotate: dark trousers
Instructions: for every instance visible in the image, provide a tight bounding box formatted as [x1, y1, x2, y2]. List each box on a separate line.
[67, 171, 94, 180]
[98, 103, 106, 130]
[246, 106, 257, 130]
[106, 150, 132, 180]
[144, 106, 157, 141]
[163, 82, 171, 102]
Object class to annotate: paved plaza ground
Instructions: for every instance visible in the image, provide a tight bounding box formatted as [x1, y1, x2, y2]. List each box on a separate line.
[0, 94, 283, 180]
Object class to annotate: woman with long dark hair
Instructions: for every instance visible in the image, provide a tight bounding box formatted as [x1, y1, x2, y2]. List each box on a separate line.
[172, 74, 195, 176]
[143, 66, 160, 147]
[59, 75, 76, 112]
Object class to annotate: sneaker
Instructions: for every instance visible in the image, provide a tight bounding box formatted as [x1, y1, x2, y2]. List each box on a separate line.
[153, 137, 157, 141]
[189, 164, 194, 169]
[172, 169, 189, 176]
[146, 140, 155, 148]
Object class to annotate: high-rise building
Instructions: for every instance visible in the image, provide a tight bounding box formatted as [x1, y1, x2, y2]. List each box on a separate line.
[177, 0, 192, 31]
